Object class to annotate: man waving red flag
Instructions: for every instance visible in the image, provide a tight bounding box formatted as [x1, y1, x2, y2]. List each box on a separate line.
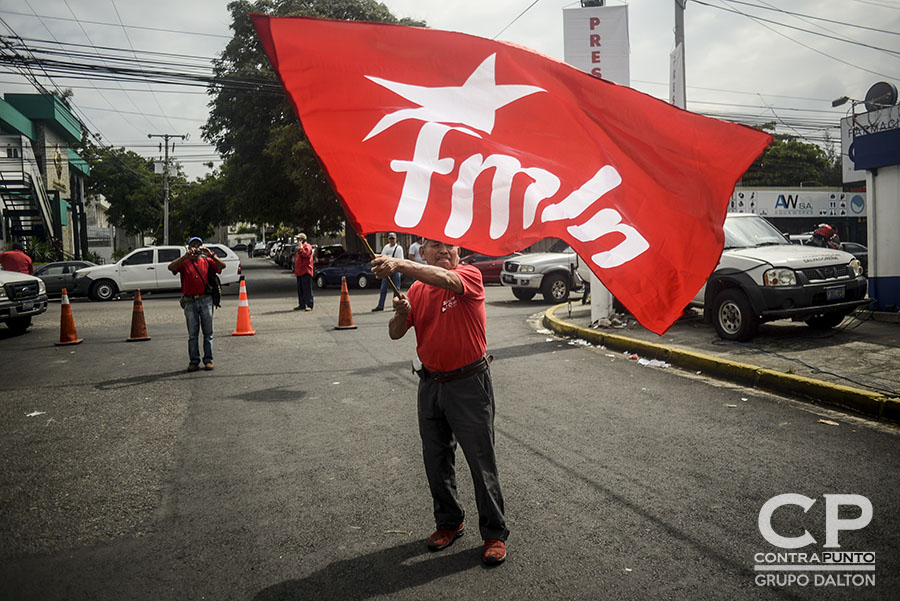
[251, 15, 771, 334]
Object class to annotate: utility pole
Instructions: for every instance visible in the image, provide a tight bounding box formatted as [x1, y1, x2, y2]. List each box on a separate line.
[673, 0, 687, 109]
[147, 132, 187, 245]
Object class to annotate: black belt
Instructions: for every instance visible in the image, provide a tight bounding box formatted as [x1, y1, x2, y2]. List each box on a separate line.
[422, 355, 491, 383]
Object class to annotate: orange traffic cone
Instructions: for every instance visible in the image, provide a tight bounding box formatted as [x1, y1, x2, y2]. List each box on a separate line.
[55, 288, 83, 346]
[334, 276, 357, 330]
[127, 289, 151, 342]
[232, 276, 256, 336]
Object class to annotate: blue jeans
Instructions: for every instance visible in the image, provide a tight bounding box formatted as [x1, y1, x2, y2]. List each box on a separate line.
[376, 273, 402, 309]
[296, 274, 314, 309]
[184, 295, 214, 365]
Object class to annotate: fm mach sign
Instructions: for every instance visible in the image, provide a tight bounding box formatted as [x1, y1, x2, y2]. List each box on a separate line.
[730, 190, 866, 218]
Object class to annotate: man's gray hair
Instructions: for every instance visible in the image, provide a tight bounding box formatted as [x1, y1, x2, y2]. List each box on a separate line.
[297, 233, 307, 241]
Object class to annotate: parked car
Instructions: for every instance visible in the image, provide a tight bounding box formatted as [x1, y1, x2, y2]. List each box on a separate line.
[314, 252, 376, 289]
[0, 270, 48, 334]
[33, 260, 96, 296]
[231, 243, 247, 252]
[73, 244, 242, 301]
[689, 214, 867, 341]
[459, 252, 522, 284]
[314, 244, 345, 270]
[840, 242, 868, 275]
[277, 241, 297, 269]
[500, 240, 585, 302]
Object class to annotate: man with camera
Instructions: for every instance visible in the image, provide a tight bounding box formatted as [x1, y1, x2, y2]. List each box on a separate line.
[168, 236, 225, 372]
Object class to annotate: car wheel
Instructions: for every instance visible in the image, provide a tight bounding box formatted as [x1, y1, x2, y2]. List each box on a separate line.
[357, 274, 370, 289]
[541, 273, 570, 303]
[712, 289, 758, 341]
[315, 274, 327, 289]
[512, 287, 536, 301]
[6, 315, 32, 334]
[805, 311, 846, 330]
[90, 279, 118, 301]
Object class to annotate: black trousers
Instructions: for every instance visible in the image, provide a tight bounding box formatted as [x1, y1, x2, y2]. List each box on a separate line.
[296, 274, 314, 309]
[417, 367, 508, 541]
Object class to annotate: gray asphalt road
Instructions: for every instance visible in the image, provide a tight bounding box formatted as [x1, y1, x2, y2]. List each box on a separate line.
[2, 258, 898, 600]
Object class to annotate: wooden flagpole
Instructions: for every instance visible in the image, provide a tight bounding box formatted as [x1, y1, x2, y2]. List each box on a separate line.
[359, 233, 402, 298]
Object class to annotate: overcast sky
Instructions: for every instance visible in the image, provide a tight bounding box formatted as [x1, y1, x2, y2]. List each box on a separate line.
[1, 0, 898, 181]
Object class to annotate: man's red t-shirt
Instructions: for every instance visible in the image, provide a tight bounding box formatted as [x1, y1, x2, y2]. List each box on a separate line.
[175, 256, 220, 296]
[405, 263, 486, 372]
[0, 250, 33, 274]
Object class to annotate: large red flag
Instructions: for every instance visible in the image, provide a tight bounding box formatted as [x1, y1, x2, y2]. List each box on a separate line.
[251, 15, 771, 334]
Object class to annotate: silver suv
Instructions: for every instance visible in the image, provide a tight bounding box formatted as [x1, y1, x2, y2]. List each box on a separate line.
[691, 214, 867, 341]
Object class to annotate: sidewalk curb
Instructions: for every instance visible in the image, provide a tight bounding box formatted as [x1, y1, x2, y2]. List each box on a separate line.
[543, 304, 900, 424]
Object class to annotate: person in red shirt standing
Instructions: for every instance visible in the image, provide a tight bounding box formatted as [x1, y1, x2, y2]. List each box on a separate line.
[0, 243, 34, 274]
[293, 233, 314, 311]
[371, 239, 509, 566]
[167, 237, 225, 372]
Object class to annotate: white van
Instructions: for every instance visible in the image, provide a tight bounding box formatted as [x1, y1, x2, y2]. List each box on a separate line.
[73, 244, 242, 301]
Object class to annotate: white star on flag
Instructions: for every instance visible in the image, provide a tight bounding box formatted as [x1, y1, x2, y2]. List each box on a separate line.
[363, 54, 545, 141]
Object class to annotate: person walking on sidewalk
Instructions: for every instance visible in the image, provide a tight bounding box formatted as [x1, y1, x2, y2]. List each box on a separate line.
[408, 236, 426, 265]
[293, 233, 314, 311]
[372, 233, 404, 311]
[168, 236, 225, 372]
[0, 242, 33, 274]
[371, 239, 509, 566]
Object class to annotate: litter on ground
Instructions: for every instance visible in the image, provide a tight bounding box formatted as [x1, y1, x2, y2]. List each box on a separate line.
[637, 358, 670, 368]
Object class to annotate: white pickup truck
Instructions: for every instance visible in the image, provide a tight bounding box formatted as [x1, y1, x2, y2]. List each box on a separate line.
[499, 240, 585, 302]
[0, 270, 48, 333]
[72, 244, 242, 301]
[690, 214, 868, 341]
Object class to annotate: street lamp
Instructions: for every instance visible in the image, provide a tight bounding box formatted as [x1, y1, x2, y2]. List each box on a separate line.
[831, 96, 850, 108]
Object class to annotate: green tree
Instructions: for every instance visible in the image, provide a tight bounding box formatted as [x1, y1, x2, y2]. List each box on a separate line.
[82, 141, 163, 238]
[170, 170, 232, 243]
[202, 0, 425, 234]
[742, 129, 841, 187]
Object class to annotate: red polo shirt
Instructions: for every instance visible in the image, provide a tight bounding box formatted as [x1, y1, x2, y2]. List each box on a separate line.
[0, 249, 33, 274]
[405, 264, 486, 372]
[175, 256, 220, 296]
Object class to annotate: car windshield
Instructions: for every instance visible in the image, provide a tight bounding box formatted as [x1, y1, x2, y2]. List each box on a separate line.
[548, 240, 574, 254]
[723, 216, 790, 249]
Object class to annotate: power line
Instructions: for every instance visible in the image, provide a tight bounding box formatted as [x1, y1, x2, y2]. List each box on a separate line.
[59, 0, 159, 133]
[720, 0, 900, 36]
[20, 0, 149, 138]
[109, 0, 179, 133]
[0, 9, 231, 39]
[691, 0, 900, 57]
[17, 35, 217, 64]
[493, 0, 544, 40]
[693, 0, 900, 80]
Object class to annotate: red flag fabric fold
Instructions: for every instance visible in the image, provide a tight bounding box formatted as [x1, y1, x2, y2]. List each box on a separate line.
[251, 14, 771, 334]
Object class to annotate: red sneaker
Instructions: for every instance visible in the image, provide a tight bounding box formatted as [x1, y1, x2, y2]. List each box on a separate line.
[426, 523, 465, 551]
[482, 539, 507, 565]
